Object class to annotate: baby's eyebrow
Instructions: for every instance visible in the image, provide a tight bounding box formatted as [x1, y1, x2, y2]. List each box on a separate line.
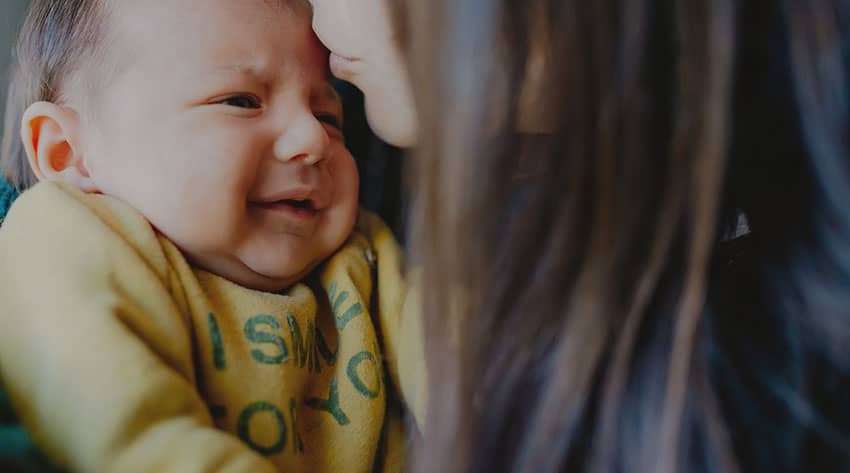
[204, 57, 285, 83]
[212, 62, 268, 79]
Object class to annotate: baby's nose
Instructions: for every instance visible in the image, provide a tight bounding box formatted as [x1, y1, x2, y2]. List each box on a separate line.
[274, 114, 331, 165]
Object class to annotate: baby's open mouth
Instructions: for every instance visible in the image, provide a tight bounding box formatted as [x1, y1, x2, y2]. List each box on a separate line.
[248, 185, 326, 220]
[251, 198, 319, 218]
[281, 198, 315, 211]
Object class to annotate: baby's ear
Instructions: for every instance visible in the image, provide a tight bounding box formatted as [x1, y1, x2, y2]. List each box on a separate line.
[21, 102, 98, 192]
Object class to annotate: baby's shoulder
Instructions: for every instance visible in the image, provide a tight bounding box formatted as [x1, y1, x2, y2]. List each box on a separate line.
[1, 181, 172, 278]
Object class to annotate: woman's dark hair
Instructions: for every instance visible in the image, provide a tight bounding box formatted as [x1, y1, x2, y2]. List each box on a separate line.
[1, 0, 109, 192]
[400, 0, 850, 471]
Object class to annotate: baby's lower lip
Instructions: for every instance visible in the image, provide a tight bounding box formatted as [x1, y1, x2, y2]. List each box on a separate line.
[251, 201, 318, 220]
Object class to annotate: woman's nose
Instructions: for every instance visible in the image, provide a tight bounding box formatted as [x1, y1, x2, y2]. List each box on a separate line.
[273, 112, 331, 165]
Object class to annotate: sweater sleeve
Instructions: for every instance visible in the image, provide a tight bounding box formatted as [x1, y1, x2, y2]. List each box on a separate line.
[0, 183, 276, 473]
[0, 177, 17, 224]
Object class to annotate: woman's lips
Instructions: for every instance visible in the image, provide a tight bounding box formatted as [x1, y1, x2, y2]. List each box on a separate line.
[329, 53, 359, 78]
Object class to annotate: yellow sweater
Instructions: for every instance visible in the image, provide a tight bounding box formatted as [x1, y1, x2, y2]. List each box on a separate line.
[0, 182, 425, 473]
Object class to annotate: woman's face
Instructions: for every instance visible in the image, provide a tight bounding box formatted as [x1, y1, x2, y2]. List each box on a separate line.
[309, 0, 417, 147]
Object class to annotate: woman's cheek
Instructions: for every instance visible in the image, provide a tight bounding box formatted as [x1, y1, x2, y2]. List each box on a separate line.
[360, 0, 395, 42]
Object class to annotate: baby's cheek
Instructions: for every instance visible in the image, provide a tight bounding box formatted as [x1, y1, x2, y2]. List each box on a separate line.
[166, 196, 242, 252]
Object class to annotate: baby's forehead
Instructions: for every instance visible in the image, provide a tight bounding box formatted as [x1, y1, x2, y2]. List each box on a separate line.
[101, 0, 327, 85]
[106, 0, 310, 44]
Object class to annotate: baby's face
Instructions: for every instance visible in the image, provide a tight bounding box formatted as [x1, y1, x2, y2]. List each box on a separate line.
[82, 0, 358, 291]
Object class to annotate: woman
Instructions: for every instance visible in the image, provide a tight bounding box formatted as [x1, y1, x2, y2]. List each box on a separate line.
[306, 0, 850, 472]
[309, 0, 850, 472]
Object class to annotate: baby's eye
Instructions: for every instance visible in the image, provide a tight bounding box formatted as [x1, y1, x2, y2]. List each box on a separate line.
[316, 113, 342, 130]
[217, 94, 262, 109]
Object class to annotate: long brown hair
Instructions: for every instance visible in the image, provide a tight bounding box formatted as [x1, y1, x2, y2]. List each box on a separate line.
[400, 0, 850, 471]
[1, 0, 109, 192]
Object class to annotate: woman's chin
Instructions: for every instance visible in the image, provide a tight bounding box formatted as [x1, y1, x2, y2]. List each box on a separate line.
[364, 93, 417, 147]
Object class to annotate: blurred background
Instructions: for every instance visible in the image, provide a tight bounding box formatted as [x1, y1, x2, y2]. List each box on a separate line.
[1, 1, 29, 132]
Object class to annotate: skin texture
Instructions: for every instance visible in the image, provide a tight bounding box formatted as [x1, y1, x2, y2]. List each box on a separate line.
[309, 0, 418, 147]
[22, 0, 359, 292]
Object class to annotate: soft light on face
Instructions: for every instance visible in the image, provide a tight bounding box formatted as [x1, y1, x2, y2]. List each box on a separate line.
[308, 0, 418, 147]
[80, 0, 359, 292]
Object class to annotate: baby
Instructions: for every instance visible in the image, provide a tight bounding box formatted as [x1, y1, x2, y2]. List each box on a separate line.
[0, 0, 423, 472]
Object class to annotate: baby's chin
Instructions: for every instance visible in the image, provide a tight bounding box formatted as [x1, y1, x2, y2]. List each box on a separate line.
[183, 249, 324, 293]
[229, 259, 322, 293]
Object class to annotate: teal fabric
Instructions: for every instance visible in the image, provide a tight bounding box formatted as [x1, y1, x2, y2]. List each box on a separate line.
[1, 383, 27, 455]
[0, 177, 18, 223]
[1, 383, 59, 472]
[0, 426, 31, 456]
